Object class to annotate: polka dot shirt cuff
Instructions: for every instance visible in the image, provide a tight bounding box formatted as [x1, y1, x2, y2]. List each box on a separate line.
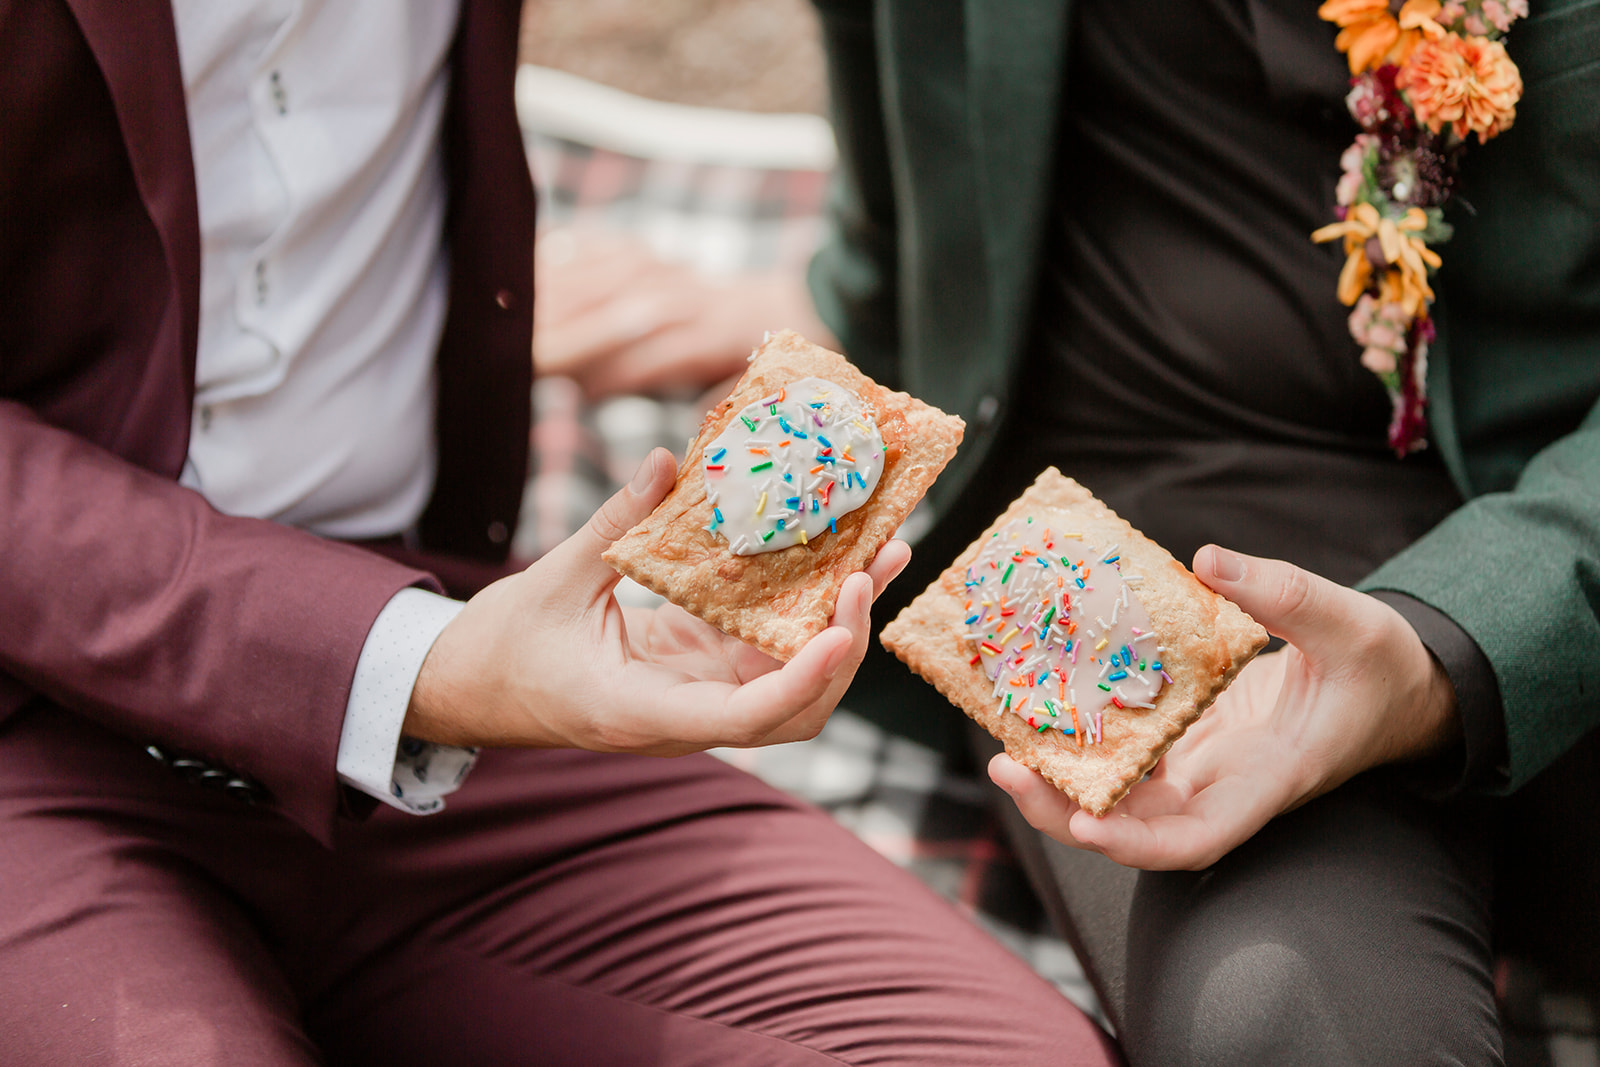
[337, 587, 477, 815]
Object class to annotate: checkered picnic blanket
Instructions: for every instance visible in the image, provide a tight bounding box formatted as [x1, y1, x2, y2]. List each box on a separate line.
[518, 109, 1598, 1065]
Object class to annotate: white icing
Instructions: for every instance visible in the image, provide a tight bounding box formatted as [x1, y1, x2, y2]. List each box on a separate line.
[961, 518, 1166, 743]
[701, 377, 885, 555]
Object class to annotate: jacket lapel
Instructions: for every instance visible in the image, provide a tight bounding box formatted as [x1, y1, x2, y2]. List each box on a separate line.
[964, 0, 1073, 360]
[62, 0, 201, 398]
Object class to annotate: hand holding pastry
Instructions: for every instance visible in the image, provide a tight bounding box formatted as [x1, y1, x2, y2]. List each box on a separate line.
[989, 546, 1461, 871]
[402, 446, 910, 755]
[883, 470, 1267, 816]
[605, 330, 965, 660]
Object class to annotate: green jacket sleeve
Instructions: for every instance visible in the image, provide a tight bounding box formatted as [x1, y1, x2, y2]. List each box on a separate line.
[1360, 397, 1600, 793]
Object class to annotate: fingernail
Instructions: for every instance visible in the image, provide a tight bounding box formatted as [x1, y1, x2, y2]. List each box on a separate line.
[629, 451, 657, 493]
[1208, 546, 1246, 583]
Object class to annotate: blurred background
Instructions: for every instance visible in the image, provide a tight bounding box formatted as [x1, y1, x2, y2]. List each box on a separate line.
[515, 0, 836, 560]
[520, 0, 827, 115]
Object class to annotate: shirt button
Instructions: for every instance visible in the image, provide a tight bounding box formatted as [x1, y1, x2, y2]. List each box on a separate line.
[494, 289, 515, 311]
[269, 70, 288, 116]
[487, 521, 509, 544]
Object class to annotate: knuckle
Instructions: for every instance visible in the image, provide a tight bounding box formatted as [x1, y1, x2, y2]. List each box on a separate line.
[794, 716, 827, 742]
[590, 716, 635, 752]
[588, 496, 633, 543]
[729, 723, 770, 748]
[1273, 565, 1315, 618]
[1345, 616, 1390, 661]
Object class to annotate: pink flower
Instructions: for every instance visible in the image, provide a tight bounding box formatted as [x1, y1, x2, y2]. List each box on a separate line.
[1337, 170, 1365, 207]
[1348, 294, 1412, 378]
[1363, 346, 1398, 375]
[1335, 134, 1378, 206]
[1346, 76, 1384, 127]
[1367, 323, 1404, 350]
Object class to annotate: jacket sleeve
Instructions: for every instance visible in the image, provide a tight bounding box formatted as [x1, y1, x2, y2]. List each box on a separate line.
[1358, 396, 1600, 793]
[0, 399, 439, 844]
[807, 0, 903, 389]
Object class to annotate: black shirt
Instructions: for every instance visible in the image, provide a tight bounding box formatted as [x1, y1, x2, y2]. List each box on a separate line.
[1020, 0, 1460, 581]
[1017, 0, 1502, 788]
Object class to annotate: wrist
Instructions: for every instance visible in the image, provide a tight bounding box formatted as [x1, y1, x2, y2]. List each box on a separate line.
[1384, 605, 1463, 765]
[402, 640, 458, 745]
[400, 582, 566, 751]
[402, 612, 496, 747]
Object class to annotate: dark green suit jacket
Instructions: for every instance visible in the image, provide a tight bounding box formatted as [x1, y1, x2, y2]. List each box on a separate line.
[809, 0, 1600, 791]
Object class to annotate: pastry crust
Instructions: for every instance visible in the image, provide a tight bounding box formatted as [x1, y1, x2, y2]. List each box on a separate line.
[603, 330, 965, 661]
[880, 468, 1268, 815]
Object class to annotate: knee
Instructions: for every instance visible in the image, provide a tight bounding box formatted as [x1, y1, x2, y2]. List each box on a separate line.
[1123, 940, 1355, 1067]
[1122, 937, 1500, 1067]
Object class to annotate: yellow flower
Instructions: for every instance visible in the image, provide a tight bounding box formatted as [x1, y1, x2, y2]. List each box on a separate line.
[1312, 204, 1442, 316]
[1319, 0, 1442, 73]
[1397, 34, 1523, 142]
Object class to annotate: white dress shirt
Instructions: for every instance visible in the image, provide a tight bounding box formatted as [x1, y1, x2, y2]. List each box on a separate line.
[172, 0, 476, 813]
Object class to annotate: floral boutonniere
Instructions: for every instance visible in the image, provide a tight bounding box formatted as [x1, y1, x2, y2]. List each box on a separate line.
[1313, 0, 1524, 455]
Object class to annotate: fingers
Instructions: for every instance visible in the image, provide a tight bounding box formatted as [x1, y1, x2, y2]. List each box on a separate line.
[715, 572, 875, 747]
[537, 289, 699, 387]
[581, 320, 754, 399]
[1193, 545, 1371, 666]
[989, 754, 1087, 843]
[1066, 775, 1287, 871]
[990, 752, 1281, 870]
[546, 448, 677, 596]
[863, 539, 912, 601]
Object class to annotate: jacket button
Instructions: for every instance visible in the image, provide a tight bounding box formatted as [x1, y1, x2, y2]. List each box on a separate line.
[494, 289, 514, 310]
[224, 777, 269, 806]
[487, 520, 509, 544]
[145, 744, 269, 805]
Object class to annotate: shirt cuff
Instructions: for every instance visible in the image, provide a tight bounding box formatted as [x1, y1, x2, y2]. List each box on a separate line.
[337, 587, 478, 815]
[1370, 590, 1509, 796]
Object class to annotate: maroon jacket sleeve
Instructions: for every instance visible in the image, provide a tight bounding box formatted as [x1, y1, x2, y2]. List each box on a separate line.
[0, 0, 531, 846]
[0, 402, 440, 843]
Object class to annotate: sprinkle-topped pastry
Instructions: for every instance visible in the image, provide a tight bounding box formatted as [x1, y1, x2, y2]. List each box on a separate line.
[702, 377, 885, 555]
[965, 518, 1166, 745]
[604, 331, 965, 662]
[881, 469, 1267, 815]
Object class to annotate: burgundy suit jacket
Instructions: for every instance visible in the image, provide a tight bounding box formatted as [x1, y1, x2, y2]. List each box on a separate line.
[0, 0, 535, 845]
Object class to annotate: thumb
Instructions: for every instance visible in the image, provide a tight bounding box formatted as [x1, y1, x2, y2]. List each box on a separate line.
[550, 447, 678, 588]
[1193, 545, 1358, 665]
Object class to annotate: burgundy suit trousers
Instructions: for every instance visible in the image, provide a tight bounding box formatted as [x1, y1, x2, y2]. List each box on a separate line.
[0, 704, 1120, 1066]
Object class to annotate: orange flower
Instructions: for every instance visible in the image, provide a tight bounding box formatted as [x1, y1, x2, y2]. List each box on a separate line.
[1312, 204, 1442, 316]
[1398, 35, 1522, 142]
[1319, 0, 1442, 73]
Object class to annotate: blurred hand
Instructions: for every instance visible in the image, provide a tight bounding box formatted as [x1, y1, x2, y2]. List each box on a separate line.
[989, 545, 1460, 871]
[405, 447, 909, 755]
[533, 226, 835, 401]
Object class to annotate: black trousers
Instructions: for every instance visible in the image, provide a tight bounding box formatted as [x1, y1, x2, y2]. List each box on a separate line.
[973, 722, 1600, 1067]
